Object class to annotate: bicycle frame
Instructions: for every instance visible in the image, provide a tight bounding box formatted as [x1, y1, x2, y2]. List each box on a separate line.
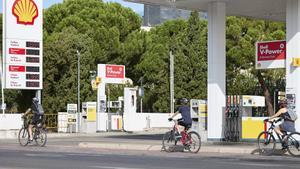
[170, 120, 190, 144]
[264, 119, 285, 144]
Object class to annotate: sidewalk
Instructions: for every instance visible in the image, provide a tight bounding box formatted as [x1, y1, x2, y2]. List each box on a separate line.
[78, 140, 259, 154]
[1, 129, 261, 154]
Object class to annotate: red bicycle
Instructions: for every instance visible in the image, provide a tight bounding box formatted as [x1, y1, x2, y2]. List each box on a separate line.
[162, 120, 201, 153]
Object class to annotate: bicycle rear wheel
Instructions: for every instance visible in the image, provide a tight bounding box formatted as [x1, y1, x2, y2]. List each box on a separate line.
[286, 132, 300, 157]
[257, 131, 276, 155]
[18, 128, 29, 146]
[162, 131, 177, 152]
[186, 131, 201, 153]
[34, 129, 47, 147]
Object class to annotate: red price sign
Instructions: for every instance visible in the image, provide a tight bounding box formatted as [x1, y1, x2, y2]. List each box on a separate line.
[106, 65, 125, 79]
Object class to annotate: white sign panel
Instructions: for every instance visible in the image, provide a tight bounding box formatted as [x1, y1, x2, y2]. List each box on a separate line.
[3, 0, 43, 89]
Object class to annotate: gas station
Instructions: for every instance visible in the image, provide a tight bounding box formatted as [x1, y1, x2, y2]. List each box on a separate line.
[127, 0, 300, 140]
[1, 0, 300, 142]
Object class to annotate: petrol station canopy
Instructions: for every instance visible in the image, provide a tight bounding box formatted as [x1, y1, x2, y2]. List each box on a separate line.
[127, 0, 286, 21]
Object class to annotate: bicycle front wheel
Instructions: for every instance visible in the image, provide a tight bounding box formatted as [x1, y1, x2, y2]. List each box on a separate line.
[186, 131, 201, 153]
[18, 128, 29, 146]
[35, 129, 47, 147]
[286, 132, 300, 157]
[257, 131, 276, 155]
[162, 131, 176, 152]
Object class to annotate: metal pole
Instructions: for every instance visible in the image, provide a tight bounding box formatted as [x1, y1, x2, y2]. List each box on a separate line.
[0, 54, 4, 114]
[170, 51, 174, 114]
[0, 52, 4, 114]
[140, 78, 143, 113]
[1, 0, 6, 114]
[77, 50, 80, 133]
[36, 90, 41, 103]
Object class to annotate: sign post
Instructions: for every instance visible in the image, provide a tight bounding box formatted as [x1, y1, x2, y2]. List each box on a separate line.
[96, 64, 125, 131]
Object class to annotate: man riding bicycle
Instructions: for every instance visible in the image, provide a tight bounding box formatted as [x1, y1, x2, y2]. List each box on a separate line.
[168, 98, 192, 137]
[265, 99, 296, 140]
[22, 97, 44, 142]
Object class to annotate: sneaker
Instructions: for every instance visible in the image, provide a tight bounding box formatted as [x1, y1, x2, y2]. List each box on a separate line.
[281, 136, 288, 150]
[28, 138, 33, 143]
[174, 132, 182, 140]
[183, 143, 191, 150]
[282, 134, 288, 141]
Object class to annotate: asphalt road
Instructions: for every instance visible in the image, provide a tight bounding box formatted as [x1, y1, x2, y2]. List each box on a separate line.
[0, 140, 300, 169]
[1, 147, 300, 169]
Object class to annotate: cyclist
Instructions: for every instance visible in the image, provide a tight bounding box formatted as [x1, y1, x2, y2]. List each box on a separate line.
[22, 97, 44, 142]
[265, 99, 296, 140]
[168, 98, 192, 137]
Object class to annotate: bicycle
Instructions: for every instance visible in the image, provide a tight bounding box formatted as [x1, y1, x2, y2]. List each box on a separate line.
[18, 116, 48, 147]
[257, 118, 300, 157]
[162, 120, 201, 153]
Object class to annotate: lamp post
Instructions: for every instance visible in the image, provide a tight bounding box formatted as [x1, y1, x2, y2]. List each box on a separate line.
[76, 50, 80, 133]
[138, 77, 144, 113]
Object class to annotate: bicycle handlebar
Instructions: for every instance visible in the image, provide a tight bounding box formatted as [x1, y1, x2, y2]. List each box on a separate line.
[265, 118, 283, 125]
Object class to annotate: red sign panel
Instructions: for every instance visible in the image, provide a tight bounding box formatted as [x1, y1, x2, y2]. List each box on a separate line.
[257, 41, 286, 61]
[9, 48, 25, 55]
[106, 65, 125, 79]
[9, 65, 25, 72]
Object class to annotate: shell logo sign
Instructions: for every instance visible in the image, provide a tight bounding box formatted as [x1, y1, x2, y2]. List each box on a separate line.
[12, 0, 38, 25]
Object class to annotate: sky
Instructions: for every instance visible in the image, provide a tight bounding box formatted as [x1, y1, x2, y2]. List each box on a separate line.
[0, 0, 144, 15]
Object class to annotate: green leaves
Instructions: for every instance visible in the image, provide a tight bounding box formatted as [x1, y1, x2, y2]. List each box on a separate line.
[41, 0, 144, 112]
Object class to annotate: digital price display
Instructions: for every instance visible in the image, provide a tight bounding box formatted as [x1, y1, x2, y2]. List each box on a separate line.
[26, 57, 40, 63]
[26, 74, 40, 80]
[26, 66, 40, 72]
[26, 42, 40, 48]
[26, 81, 40, 88]
[26, 49, 40, 56]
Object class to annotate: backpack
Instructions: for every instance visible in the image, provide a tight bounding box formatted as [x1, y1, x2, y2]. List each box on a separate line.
[287, 109, 298, 121]
[34, 103, 44, 115]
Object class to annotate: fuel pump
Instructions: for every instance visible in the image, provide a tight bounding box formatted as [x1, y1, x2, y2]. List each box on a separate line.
[224, 95, 242, 142]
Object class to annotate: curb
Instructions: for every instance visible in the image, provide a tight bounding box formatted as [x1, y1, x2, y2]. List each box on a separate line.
[79, 142, 162, 151]
[78, 142, 257, 154]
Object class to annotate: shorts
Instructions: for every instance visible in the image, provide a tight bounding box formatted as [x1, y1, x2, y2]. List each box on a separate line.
[280, 121, 295, 133]
[177, 118, 192, 129]
[30, 114, 43, 125]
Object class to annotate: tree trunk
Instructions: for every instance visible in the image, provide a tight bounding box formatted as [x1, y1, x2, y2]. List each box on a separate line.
[257, 71, 274, 116]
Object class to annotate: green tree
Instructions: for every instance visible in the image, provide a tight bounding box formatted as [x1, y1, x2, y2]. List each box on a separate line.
[136, 12, 207, 112]
[226, 16, 286, 115]
[42, 0, 143, 112]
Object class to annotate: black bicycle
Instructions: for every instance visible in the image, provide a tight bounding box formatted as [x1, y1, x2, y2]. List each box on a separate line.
[162, 120, 201, 153]
[18, 116, 47, 147]
[257, 118, 300, 157]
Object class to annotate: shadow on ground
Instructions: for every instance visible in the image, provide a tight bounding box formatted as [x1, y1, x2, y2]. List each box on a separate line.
[105, 134, 164, 141]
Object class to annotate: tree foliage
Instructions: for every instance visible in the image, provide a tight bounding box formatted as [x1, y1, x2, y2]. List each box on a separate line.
[136, 12, 207, 112]
[0, 1, 286, 115]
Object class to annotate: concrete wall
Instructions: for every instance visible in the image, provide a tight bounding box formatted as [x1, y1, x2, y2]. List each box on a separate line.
[0, 114, 22, 139]
[123, 112, 172, 131]
[0, 114, 22, 130]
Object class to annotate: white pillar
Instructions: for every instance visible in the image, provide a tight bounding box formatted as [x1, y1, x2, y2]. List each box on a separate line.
[207, 2, 226, 140]
[286, 0, 300, 132]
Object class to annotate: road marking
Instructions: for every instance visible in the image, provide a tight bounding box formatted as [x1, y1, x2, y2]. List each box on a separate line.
[25, 153, 65, 158]
[217, 161, 291, 168]
[67, 153, 105, 157]
[89, 166, 145, 169]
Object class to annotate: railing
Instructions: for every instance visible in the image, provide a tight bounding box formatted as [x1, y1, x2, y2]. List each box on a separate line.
[44, 114, 58, 132]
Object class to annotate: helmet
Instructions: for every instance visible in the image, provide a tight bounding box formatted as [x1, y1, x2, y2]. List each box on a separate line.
[279, 99, 287, 108]
[180, 98, 188, 105]
[32, 97, 39, 103]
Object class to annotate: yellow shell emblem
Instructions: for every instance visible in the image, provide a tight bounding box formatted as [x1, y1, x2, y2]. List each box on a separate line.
[12, 0, 38, 25]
